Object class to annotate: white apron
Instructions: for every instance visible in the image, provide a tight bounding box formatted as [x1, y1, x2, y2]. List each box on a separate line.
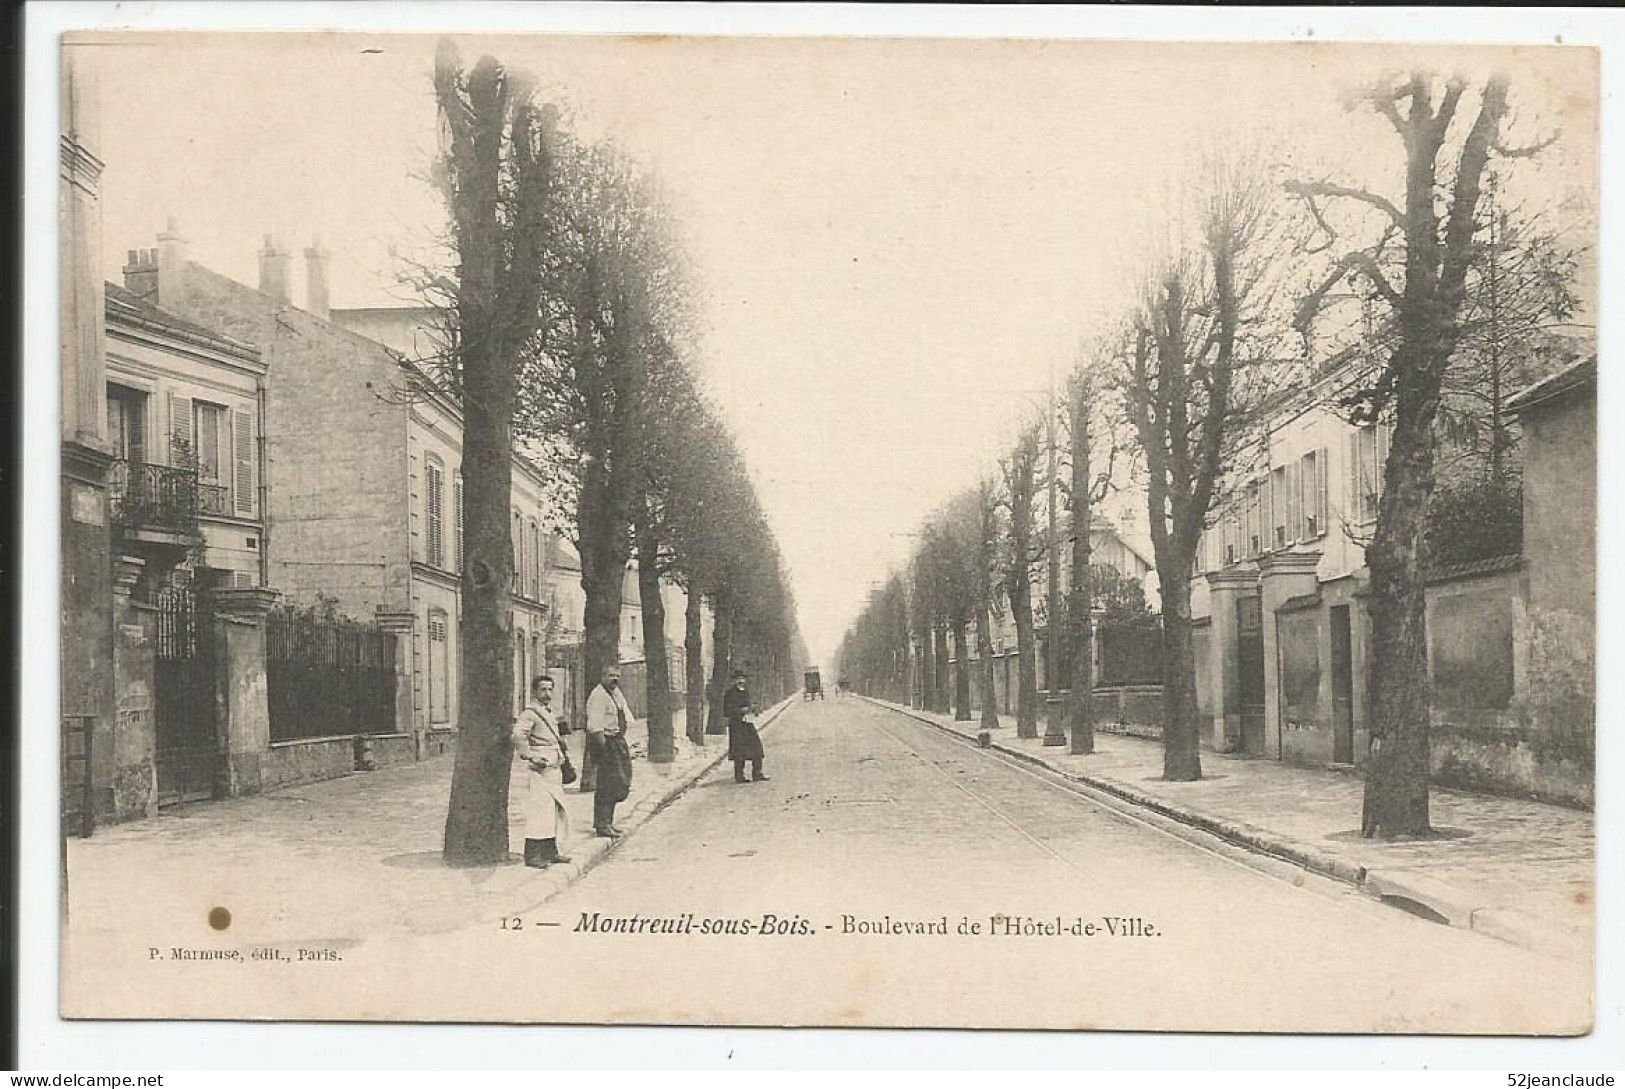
[524, 765, 570, 840]
[515, 704, 572, 843]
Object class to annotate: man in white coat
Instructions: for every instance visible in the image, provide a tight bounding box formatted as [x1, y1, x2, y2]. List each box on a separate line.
[514, 675, 573, 869]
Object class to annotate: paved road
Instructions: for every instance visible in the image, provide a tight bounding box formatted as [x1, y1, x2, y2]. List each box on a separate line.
[388, 697, 1590, 1032]
[72, 697, 1586, 1029]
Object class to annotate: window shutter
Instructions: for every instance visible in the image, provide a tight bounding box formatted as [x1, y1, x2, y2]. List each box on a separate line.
[530, 522, 541, 599]
[1261, 472, 1274, 550]
[1287, 459, 1302, 543]
[425, 462, 444, 568]
[1346, 430, 1361, 524]
[1245, 486, 1257, 557]
[1317, 446, 1329, 538]
[516, 517, 528, 597]
[511, 512, 522, 591]
[453, 476, 463, 574]
[233, 409, 255, 515]
[168, 392, 192, 466]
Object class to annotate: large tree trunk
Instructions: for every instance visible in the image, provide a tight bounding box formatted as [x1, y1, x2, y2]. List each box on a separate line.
[1009, 575, 1039, 739]
[1068, 384, 1096, 754]
[705, 595, 732, 734]
[577, 457, 630, 794]
[443, 353, 515, 863]
[1067, 550, 1096, 756]
[951, 620, 972, 721]
[440, 50, 526, 865]
[578, 458, 628, 687]
[684, 591, 706, 744]
[932, 625, 951, 713]
[916, 622, 934, 710]
[1159, 569, 1202, 781]
[1354, 74, 1508, 838]
[636, 512, 673, 763]
[977, 604, 1000, 732]
[1361, 389, 1440, 836]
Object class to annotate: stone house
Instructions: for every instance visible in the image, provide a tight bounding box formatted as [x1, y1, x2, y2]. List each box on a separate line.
[324, 303, 716, 730]
[60, 61, 285, 827]
[104, 278, 268, 590]
[117, 232, 556, 771]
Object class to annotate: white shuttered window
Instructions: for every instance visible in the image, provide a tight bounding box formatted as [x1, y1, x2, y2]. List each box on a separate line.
[233, 409, 255, 515]
[425, 456, 445, 568]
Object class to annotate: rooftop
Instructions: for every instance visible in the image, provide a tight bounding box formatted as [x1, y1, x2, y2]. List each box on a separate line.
[105, 281, 261, 360]
[1506, 355, 1597, 416]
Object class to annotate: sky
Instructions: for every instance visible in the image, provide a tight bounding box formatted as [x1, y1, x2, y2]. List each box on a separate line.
[75, 31, 1597, 667]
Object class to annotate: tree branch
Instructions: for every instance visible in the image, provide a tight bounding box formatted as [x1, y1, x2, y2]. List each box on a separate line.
[1285, 180, 1405, 230]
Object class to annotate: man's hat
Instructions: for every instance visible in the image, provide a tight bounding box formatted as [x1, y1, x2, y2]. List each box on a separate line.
[731, 669, 747, 678]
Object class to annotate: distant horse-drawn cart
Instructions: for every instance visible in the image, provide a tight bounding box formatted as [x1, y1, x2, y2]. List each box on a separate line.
[803, 668, 825, 700]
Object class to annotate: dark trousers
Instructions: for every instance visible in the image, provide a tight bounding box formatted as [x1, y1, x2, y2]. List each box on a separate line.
[594, 791, 618, 831]
[734, 758, 763, 780]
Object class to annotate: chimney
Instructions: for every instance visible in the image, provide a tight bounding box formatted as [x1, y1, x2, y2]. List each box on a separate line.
[304, 236, 331, 319]
[258, 235, 292, 303]
[122, 247, 159, 301]
[156, 216, 187, 305]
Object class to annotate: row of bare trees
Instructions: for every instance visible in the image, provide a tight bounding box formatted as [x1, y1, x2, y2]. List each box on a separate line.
[430, 43, 804, 864]
[839, 69, 1585, 839]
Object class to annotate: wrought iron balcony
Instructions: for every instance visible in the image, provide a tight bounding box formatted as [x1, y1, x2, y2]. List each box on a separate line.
[109, 460, 201, 536]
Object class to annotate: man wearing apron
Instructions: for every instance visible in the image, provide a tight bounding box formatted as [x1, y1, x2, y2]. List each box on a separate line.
[514, 675, 573, 868]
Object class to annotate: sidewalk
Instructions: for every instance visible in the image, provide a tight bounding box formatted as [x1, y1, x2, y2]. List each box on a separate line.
[65, 700, 795, 948]
[875, 699, 1593, 963]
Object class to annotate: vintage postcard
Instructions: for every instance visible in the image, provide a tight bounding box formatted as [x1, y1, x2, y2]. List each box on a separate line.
[54, 27, 1597, 1033]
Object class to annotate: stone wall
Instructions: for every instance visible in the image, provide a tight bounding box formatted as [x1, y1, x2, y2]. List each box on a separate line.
[1428, 565, 1521, 727]
[110, 588, 158, 820]
[1430, 723, 1592, 809]
[262, 734, 419, 792]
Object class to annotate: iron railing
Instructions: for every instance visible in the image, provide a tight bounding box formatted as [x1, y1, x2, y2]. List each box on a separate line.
[109, 460, 200, 533]
[266, 608, 398, 742]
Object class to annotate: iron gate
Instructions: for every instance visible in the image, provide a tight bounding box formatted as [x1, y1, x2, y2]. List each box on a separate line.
[154, 586, 222, 805]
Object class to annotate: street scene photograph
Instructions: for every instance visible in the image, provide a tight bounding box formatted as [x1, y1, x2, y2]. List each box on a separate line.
[51, 27, 1597, 1034]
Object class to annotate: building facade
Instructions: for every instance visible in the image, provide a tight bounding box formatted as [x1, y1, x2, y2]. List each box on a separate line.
[105, 280, 268, 590]
[1182, 353, 1595, 806]
[122, 232, 713, 765]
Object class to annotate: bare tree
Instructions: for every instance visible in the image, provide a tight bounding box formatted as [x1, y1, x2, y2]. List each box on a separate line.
[974, 475, 1003, 736]
[434, 42, 559, 864]
[920, 498, 979, 721]
[1065, 355, 1124, 755]
[1289, 72, 1542, 837]
[999, 424, 1044, 739]
[1117, 158, 1273, 782]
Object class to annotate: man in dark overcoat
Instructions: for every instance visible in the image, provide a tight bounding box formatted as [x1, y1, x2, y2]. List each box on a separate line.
[724, 669, 767, 783]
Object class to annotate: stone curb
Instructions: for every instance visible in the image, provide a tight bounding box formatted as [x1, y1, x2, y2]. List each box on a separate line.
[500, 695, 799, 913]
[868, 698, 1566, 959]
